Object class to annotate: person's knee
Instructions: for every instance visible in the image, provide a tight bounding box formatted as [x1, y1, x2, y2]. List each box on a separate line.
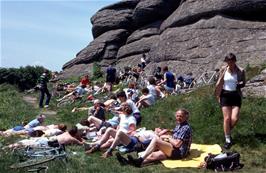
[117, 130, 124, 138]
[106, 127, 114, 134]
[224, 116, 231, 123]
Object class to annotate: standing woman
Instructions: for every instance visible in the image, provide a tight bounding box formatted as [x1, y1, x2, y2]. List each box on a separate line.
[215, 53, 246, 149]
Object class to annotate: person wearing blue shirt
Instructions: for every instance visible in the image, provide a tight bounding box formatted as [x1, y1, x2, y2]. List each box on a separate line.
[158, 66, 176, 94]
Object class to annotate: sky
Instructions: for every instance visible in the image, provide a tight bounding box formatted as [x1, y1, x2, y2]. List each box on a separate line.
[1, 0, 118, 71]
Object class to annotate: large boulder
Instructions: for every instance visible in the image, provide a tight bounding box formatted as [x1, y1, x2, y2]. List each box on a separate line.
[132, 0, 180, 27]
[91, 0, 139, 38]
[242, 68, 266, 98]
[127, 21, 162, 44]
[63, 29, 129, 70]
[61, 0, 266, 81]
[117, 35, 159, 60]
[161, 0, 266, 31]
[144, 15, 266, 76]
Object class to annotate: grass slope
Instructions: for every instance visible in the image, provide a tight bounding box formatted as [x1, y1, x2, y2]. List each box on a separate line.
[0, 81, 265, 172]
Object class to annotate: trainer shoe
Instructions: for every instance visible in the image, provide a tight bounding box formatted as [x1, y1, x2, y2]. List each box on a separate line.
[127, 155, 143, 167]
[223, 142, 233, 150]
[115, 152, 129, 166]
[44, 105, 49, 108]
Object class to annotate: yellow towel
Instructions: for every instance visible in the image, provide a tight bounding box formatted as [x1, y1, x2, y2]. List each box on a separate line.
[161, 143, 222, 168]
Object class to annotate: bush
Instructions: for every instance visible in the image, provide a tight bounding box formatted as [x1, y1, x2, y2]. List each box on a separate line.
[92, 62, 103, 80]
[0, 66, 48, 91]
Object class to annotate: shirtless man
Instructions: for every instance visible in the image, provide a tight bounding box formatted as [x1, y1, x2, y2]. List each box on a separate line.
[6, 126, 84, 149]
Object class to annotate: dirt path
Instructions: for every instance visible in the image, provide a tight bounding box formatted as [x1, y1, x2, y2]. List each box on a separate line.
[22, 95, 57, 116]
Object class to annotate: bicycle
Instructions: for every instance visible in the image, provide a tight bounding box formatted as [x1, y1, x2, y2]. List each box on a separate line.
[10, 145, 67, 169]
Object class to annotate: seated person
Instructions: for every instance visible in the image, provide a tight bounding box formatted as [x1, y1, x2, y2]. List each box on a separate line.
[102, 128, 156, 158]
[84, 103, 136, 155]
[147, 77, 162, 100]
[87, 99, 105, 121]
[116, 91, 141, 125]
[136, 88, 155, 109]
[158, 66, 176, 94]
[80, 75, 90, 88]
[120, 108, 192, 167]
[123, 82, 139, 103]
[183, 73, 194, 88]
[7, 126, 84, 149]
[0, 114, 46, 136]
[153, 66, 163, 83]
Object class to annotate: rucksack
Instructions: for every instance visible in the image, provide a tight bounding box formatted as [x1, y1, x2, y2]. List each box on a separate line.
[204, 152, 244, 172]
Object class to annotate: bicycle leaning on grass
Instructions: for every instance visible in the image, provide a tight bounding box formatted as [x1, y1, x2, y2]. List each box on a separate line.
[10, 144, 67, 170]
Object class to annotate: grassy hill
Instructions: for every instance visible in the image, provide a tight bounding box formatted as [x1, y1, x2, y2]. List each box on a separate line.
[0, 73, 265, 172]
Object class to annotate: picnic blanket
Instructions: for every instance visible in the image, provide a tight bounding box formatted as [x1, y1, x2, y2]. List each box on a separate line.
[161, 143, 222, 168]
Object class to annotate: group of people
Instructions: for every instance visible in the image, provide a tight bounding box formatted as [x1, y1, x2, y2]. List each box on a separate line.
[8, 52, 246, 168]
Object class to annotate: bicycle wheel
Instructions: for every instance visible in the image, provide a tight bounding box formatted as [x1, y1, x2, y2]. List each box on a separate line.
[10, 155, 55, 169]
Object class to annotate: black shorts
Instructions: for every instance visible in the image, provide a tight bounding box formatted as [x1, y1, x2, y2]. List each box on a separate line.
[220, 90, 241, 107]
[169, 148, 183, 159]
[99, 121, 112, 130]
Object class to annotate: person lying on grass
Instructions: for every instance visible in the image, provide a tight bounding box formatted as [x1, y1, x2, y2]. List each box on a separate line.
[116, 108, 192, 167]
[71, 95, 119, 113]
[84, 103, 136, 156]
[77, 110, 120, 137]
[0, 123, 67, 138]
[0, 114, 46, 137]
[57, 85, 88, 102]
[6, 126, 84, 149]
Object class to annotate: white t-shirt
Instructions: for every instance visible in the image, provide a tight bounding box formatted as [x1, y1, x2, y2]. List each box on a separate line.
[147, 84, 157, 100]
[135, 130, 155, 141]
[126, 99, 140, 114]
[223, 70, 237, 91]
[142, 94, 155, 105]
[119, 114, 136, 133]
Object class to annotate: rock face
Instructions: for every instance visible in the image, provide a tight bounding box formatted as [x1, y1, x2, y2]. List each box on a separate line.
[60, 0, 266, 79]
[242, 68, 266, 98]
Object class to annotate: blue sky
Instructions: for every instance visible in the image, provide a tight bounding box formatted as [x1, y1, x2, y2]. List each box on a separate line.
[1, 0, 118, 71]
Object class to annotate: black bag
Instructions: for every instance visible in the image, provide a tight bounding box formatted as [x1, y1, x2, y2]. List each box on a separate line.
[204, 152, 244, 172]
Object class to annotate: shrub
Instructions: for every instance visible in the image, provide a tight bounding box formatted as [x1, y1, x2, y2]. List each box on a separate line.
[92, 62, 103, 80]
[0, 66, 48, 91]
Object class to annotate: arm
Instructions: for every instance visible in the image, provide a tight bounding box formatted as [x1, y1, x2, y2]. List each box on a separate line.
[71, 136, 84, 145]
[169, 138, 183, 148]
[158, 74, 167, 86]
[127, 124, 136, 135]
[155, 128, 169, 136]
[72, 107, 89, 112]
[237, 70, 246, 88]
[137, 95, 148, 103]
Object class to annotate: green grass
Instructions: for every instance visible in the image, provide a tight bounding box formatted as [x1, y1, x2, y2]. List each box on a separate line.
[0, 65, 266, 173]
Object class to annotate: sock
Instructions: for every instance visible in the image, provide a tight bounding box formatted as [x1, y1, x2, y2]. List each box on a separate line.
[225, 135, 231, 143]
